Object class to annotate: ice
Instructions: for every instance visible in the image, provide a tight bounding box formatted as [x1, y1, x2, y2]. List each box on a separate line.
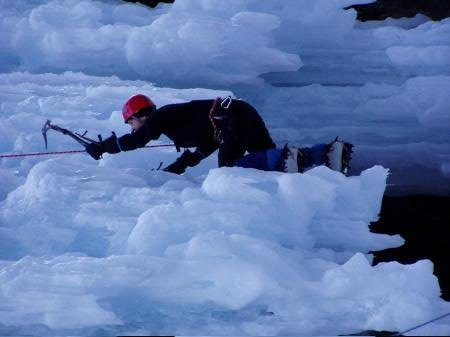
[387, 45, 450, 67]
[1, 1, 449, 194]
[1, 105, 449, 334]
[355, 14, 430, 30]
[125, 8, 301, 86]
[0, 0, 300, 86]
[237, 76, 450, 195]
[0, 241, 448, 334]
[2, 1, 450, 85]
[3, 71, 448, 335]
[1, 0, 450, 335]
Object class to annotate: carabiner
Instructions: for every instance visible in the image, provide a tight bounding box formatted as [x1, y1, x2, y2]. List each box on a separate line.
[221, 96, 232, 109]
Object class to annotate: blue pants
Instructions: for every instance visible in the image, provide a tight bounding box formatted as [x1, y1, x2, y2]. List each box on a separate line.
[233, 144, 327, 172]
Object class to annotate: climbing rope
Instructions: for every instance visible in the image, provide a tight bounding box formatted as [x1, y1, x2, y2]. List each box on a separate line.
[393, 312, 450, 336]
[0, 149, 86, 158]
[0, 144, 175, 159]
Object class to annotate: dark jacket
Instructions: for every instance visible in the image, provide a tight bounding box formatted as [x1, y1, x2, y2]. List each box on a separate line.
[102, 99, 275, 170]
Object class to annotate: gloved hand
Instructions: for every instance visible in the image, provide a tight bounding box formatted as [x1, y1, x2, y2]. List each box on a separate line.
[163, 159, 186, 174]
[85, 142, 104, 160]
[180, 149, 204, 166]
[162, 150, 205, 174]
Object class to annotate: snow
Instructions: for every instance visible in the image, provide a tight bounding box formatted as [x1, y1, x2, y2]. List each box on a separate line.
[0, 0, 450, 335]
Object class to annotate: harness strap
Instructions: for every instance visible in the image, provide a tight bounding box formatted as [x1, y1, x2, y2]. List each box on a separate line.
[209, 97, 221, 142]
[209, 96, 232, 142]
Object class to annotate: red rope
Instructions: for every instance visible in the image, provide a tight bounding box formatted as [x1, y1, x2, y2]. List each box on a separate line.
[0, 150, 86, 158]
[143, 144, 175, 148]
[0, 144, 175, 159]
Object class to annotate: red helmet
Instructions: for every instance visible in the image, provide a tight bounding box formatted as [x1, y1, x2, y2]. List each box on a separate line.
[122, 94, 155, 123]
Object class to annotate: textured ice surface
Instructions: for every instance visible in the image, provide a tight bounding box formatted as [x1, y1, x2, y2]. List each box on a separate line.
[0, 72, 449, 335]
[2, 0, 448, 194]
[2, 154, 448, 335]
[1, 1, 450, 335]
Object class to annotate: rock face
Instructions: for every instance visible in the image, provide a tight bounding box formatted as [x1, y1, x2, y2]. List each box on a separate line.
[346, 0, 450, 21]
[123, 0, 174, 8]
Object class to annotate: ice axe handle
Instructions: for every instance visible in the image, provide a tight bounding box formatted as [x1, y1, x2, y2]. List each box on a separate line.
[97, 134, 103, 152]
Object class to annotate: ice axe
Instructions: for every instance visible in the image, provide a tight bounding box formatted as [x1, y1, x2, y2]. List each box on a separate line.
[42, 120, 100, 150]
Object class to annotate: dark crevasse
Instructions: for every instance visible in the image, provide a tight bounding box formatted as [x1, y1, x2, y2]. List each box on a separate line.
[370, 195, 450, 301]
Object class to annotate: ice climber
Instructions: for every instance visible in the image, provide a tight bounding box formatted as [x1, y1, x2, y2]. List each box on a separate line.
[85, 94, 353, 174]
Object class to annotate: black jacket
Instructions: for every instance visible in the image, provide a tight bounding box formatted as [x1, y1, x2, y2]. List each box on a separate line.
[102, 99, 275, 169]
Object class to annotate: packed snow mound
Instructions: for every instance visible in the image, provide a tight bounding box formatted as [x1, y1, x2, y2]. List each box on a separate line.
[1, 159, 449, 335]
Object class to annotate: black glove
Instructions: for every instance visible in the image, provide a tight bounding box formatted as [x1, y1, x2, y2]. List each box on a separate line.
[180, 149, 204, 166]
[163, 150, 205, 174]
[85, 142, 104, 160]
[163, 159, 186, 174]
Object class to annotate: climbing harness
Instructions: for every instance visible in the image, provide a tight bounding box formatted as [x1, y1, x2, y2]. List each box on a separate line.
[209, 95, 232, 142]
